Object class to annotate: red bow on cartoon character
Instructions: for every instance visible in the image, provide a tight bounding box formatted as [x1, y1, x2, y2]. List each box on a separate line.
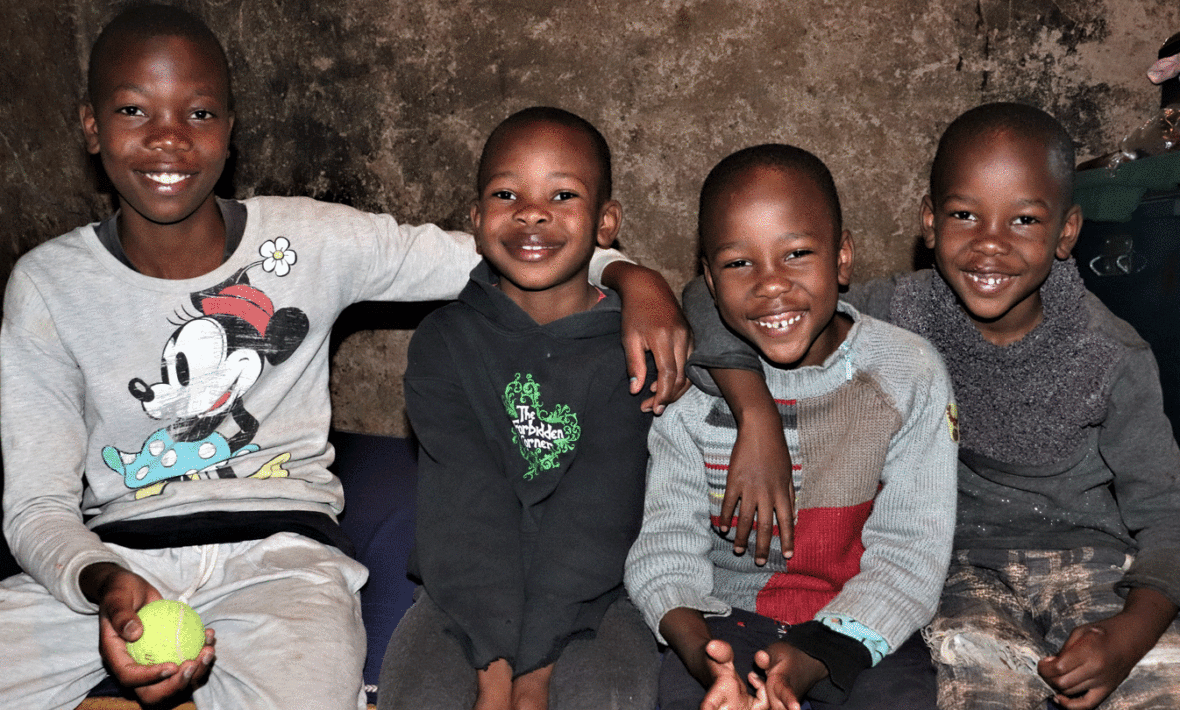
[201, 284, 275, 337]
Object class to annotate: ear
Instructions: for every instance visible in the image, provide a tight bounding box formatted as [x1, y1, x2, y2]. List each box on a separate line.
[80, 103, 101, 155]
[920, 194, 937, 250]
[836, 230, 855, 286]
[595, 200, 622, 248]
[701, 256, 716, 297]
[1055, 204, 1083, 260]
[469, 201, 484, 255]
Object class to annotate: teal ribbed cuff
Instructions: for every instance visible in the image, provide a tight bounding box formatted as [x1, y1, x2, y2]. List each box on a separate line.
[818, 613, 890, 666]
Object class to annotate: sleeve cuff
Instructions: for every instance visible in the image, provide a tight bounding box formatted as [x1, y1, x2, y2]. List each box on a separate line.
[588, 247, 633, 287]
[644, 588, 730, 645]
[1118, 547, 1180, 608]
[784, 620, 873, 704]
[818, 614, 891, 665]
[60, 548, 132, 614]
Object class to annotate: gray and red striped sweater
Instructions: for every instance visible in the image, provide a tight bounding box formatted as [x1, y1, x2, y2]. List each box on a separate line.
[625, 303, 959, 656]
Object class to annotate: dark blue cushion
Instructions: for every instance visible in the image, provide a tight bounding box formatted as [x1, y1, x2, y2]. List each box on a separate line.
[330, 430, 419, 700]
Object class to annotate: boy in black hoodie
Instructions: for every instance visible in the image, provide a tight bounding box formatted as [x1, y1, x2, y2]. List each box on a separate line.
[378, 107, 660, 710]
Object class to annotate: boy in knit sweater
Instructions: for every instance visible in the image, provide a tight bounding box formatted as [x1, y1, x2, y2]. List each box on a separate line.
[683, 104, 1180, 710]
[379, 107, 660, 710]
[0, 8, 688, 710]
[624, 144, 959, 710]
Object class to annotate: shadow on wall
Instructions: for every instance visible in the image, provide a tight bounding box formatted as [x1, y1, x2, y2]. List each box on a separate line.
[328, 300, 447, 362]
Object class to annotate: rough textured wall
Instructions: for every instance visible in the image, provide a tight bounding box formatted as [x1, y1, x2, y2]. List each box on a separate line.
[3, 0, 1177, 435]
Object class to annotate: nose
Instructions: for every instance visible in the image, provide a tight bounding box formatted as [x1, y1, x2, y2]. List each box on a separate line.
[514, 198, 550, 226]
[754, 264, 792, 298]
[145, 114, 193, 152]
[971, 220, 1010, 256]
[129, 378, 155, 403]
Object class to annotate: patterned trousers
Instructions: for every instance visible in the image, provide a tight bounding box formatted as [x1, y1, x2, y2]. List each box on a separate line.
[924, 548, 1180, 710]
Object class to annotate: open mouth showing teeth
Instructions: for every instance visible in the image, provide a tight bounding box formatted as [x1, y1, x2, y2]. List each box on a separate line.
[966, 273, 1013, 287]
[144, 172, 190, 185]
[511, 243, 560, 257]
[755, 313, 803, 331]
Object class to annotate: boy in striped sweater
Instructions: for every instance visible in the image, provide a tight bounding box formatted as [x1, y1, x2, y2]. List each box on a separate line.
[624, 144, 959, 710]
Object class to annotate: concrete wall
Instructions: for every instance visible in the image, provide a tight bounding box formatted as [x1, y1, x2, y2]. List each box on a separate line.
[3, 0, 1177, 435]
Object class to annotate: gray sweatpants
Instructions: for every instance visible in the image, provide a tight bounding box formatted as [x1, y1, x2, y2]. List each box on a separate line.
[378, 587, 660, 710]
[0, 532, 369, 710]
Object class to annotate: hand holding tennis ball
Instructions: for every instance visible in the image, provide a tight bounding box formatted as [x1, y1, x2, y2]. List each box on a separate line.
[126, 599, 206, 665]
[83, 562, 215, 706]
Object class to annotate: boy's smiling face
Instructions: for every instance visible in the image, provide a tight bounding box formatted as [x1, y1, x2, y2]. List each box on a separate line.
[702, 165, 853, 369]
[922, 130, 1081, 346]
[81, 34, 233, 234]
[471, 120, 620, 323]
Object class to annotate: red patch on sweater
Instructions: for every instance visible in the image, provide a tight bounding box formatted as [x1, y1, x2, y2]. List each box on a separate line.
[754, 500, 874, 625]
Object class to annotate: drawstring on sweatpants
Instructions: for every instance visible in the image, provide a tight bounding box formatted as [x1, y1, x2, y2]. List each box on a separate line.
[177, 544, 218, 606]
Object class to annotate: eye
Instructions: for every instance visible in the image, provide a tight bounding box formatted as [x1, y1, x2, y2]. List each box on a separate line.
[722, 258, 751, 269]
[175, 352, 190, 387]
[786, 249, 813, 260]
[115, 106, 145, 117]
[1013, 215, 1041, 226]
[554, 190, 579, 201]
[191, 109, 214, 120]
[950, 210, 974, 221]
[490, 190, 515, 201]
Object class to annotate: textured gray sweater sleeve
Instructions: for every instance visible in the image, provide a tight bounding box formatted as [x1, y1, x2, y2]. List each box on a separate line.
[624, 391, 730, 643]
[1, 266, 126, 612]
[1101, 347, 1180, 606]
[681, 277, 762, 396]
[841, 277, 899, 321]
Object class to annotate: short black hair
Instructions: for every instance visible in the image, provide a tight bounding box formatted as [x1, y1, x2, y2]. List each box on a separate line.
[929, 102, 1074, 207]
[698, 143, 842, 256]
[476, 106, 612, 205]
[88, 4, 232, 110]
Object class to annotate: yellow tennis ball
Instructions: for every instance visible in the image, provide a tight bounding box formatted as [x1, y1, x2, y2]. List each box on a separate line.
[126, 599, 205, 666]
